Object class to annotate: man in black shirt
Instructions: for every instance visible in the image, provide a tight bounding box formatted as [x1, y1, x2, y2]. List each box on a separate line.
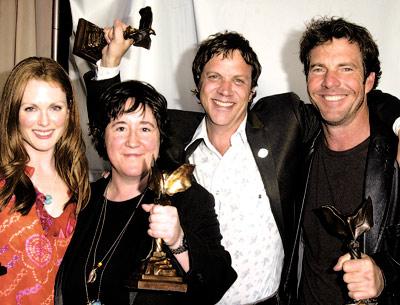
[286, 17, 400, 305]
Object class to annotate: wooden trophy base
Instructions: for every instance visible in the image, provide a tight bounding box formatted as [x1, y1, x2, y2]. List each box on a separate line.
[73, 18, 106, 64]
[136, 274, 187, 292]
[72, 7, 154, 64]
[345, 300, 378, 305]
[127, 250, 187, 293]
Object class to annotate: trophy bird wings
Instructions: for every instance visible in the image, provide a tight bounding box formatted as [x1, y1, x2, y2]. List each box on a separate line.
[139, 6, 153, 30]
[314, 196, 374, 240]
[314, 205, 350, 240]
[131, 6, 155, 49]
[163, 164, 195, 196]
[149, 162, 195, 197]
[349, 196, 373, 240]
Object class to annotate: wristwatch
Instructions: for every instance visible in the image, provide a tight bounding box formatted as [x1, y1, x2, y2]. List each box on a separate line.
[169, 235, 188, 254]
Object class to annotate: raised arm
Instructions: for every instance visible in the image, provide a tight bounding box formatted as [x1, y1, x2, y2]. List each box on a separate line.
[84, 19, 133, 127]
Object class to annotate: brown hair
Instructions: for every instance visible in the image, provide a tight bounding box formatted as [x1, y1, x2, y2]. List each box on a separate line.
[0, 57, 90, 215]
[300, 17, 381, 89]
[192, 31, 262, 100]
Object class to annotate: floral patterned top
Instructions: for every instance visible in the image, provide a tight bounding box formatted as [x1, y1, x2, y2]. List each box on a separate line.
[0, 167, 76, 305]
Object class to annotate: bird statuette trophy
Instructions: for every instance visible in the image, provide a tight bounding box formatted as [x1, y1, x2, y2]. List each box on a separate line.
[127, 163, 195, 293]
[315, 197, 378, 305]
[73, 6, 155, 64]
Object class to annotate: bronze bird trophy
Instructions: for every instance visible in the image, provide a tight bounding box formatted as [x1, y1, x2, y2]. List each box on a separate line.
[315, 197, 378, 305]
[127, 163, 194, 292]
[73, 6, 155, 64]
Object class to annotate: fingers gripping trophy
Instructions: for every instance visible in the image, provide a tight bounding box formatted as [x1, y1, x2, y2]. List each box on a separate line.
[129, 163, 195, 292]
[315, 197, 378, 305]
[73, 6, 155, 64]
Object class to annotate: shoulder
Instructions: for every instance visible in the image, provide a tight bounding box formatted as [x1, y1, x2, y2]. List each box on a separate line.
[368, 89, 400, 103]
[161, 110, 204, 167]
[370, 116, 398, 149]
[79, 178, 108, 214]
[251, 92, 308, 124]
[252, 92, 303, 113]
[172, 181, 214, 211]
[90, 177, 108, 196]
[166, 109, 204, 137]
[167, 108, 204, 121]
[249, 92, 308, 126]
[184, 181, 213, 199]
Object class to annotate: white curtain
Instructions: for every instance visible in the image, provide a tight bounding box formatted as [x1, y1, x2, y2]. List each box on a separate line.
[68, 0, 400, 176]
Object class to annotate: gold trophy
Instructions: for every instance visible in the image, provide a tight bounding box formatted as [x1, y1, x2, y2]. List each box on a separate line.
[315, 197, 378, 305]
[73, 6, 155, 64]
[127, 163, 194, 292]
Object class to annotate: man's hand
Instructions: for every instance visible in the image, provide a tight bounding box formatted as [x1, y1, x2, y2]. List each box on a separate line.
[334, 253, 384, 300]
[101, 19, 133, 67]
[142, 203, 184, 249]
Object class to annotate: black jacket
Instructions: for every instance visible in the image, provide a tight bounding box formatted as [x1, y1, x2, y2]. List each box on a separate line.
[55, 178, 236, 305]
[284, 106, 400, 305]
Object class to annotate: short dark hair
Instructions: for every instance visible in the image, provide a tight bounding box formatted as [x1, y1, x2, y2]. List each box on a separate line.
[192, 31, 262, 99]
[89, 80, 168, 160]
[299, 17, 381, 89]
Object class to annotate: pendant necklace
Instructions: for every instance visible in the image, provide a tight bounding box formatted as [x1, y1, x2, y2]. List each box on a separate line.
[44, 194, 52, 205]
[43, 175, 58, 205]
[83, 181, 147, 305]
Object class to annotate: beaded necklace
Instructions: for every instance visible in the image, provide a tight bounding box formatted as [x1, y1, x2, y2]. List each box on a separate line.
[83, 182, 147, 305]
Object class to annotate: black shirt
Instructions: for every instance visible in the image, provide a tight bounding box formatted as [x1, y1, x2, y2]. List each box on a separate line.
[56, 177, 236, 305]
[62, 191, 154, 305]
[300, 137, 369, 305]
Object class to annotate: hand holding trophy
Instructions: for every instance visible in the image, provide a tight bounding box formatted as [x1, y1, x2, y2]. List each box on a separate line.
[127, 163, 195, 293]
[315, 197, 378, 305]
[73, 6, 155, 63]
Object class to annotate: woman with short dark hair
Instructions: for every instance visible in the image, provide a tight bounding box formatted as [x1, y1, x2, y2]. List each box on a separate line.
[55, 80, 236, 305]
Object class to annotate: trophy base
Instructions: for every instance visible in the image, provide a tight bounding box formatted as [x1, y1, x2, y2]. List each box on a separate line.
[131, 274, 187, 292]
[345, 299, 378, 305]
[73, 18, 105, 64]
[126, 249, 188, 293]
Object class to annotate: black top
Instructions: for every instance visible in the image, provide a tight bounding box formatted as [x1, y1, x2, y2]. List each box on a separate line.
[63, 192, 152, 305]
[55, 177, 236, 305]
[300, 137, 369, 305]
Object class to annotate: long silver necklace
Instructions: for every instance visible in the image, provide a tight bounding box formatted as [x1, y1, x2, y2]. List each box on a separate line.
[83, 182, 147, 305]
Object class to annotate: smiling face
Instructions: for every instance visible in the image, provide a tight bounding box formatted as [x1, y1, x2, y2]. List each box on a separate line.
[307, 38, 375, 127]
[18, 79, 69, 157]
[199, 50, 254, 135]
[105, 99, 160, 182]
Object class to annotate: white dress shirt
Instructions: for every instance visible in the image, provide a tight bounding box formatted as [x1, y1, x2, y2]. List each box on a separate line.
[187, 117, 284, 305]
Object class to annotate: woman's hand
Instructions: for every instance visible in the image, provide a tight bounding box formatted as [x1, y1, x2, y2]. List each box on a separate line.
[142, 203, 184, 249]
[101, 19, 133, 67]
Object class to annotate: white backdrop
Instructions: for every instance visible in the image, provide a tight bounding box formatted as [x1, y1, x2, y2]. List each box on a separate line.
[68, 0, 400, 176]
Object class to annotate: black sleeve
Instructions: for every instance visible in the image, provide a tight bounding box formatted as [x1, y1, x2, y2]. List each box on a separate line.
[172, 183, 237, 304]
[252, 92, 321, 145]
[368, 90, 400, 132]
[83, 70, 121, 127]
[371, 165, 400, 302]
